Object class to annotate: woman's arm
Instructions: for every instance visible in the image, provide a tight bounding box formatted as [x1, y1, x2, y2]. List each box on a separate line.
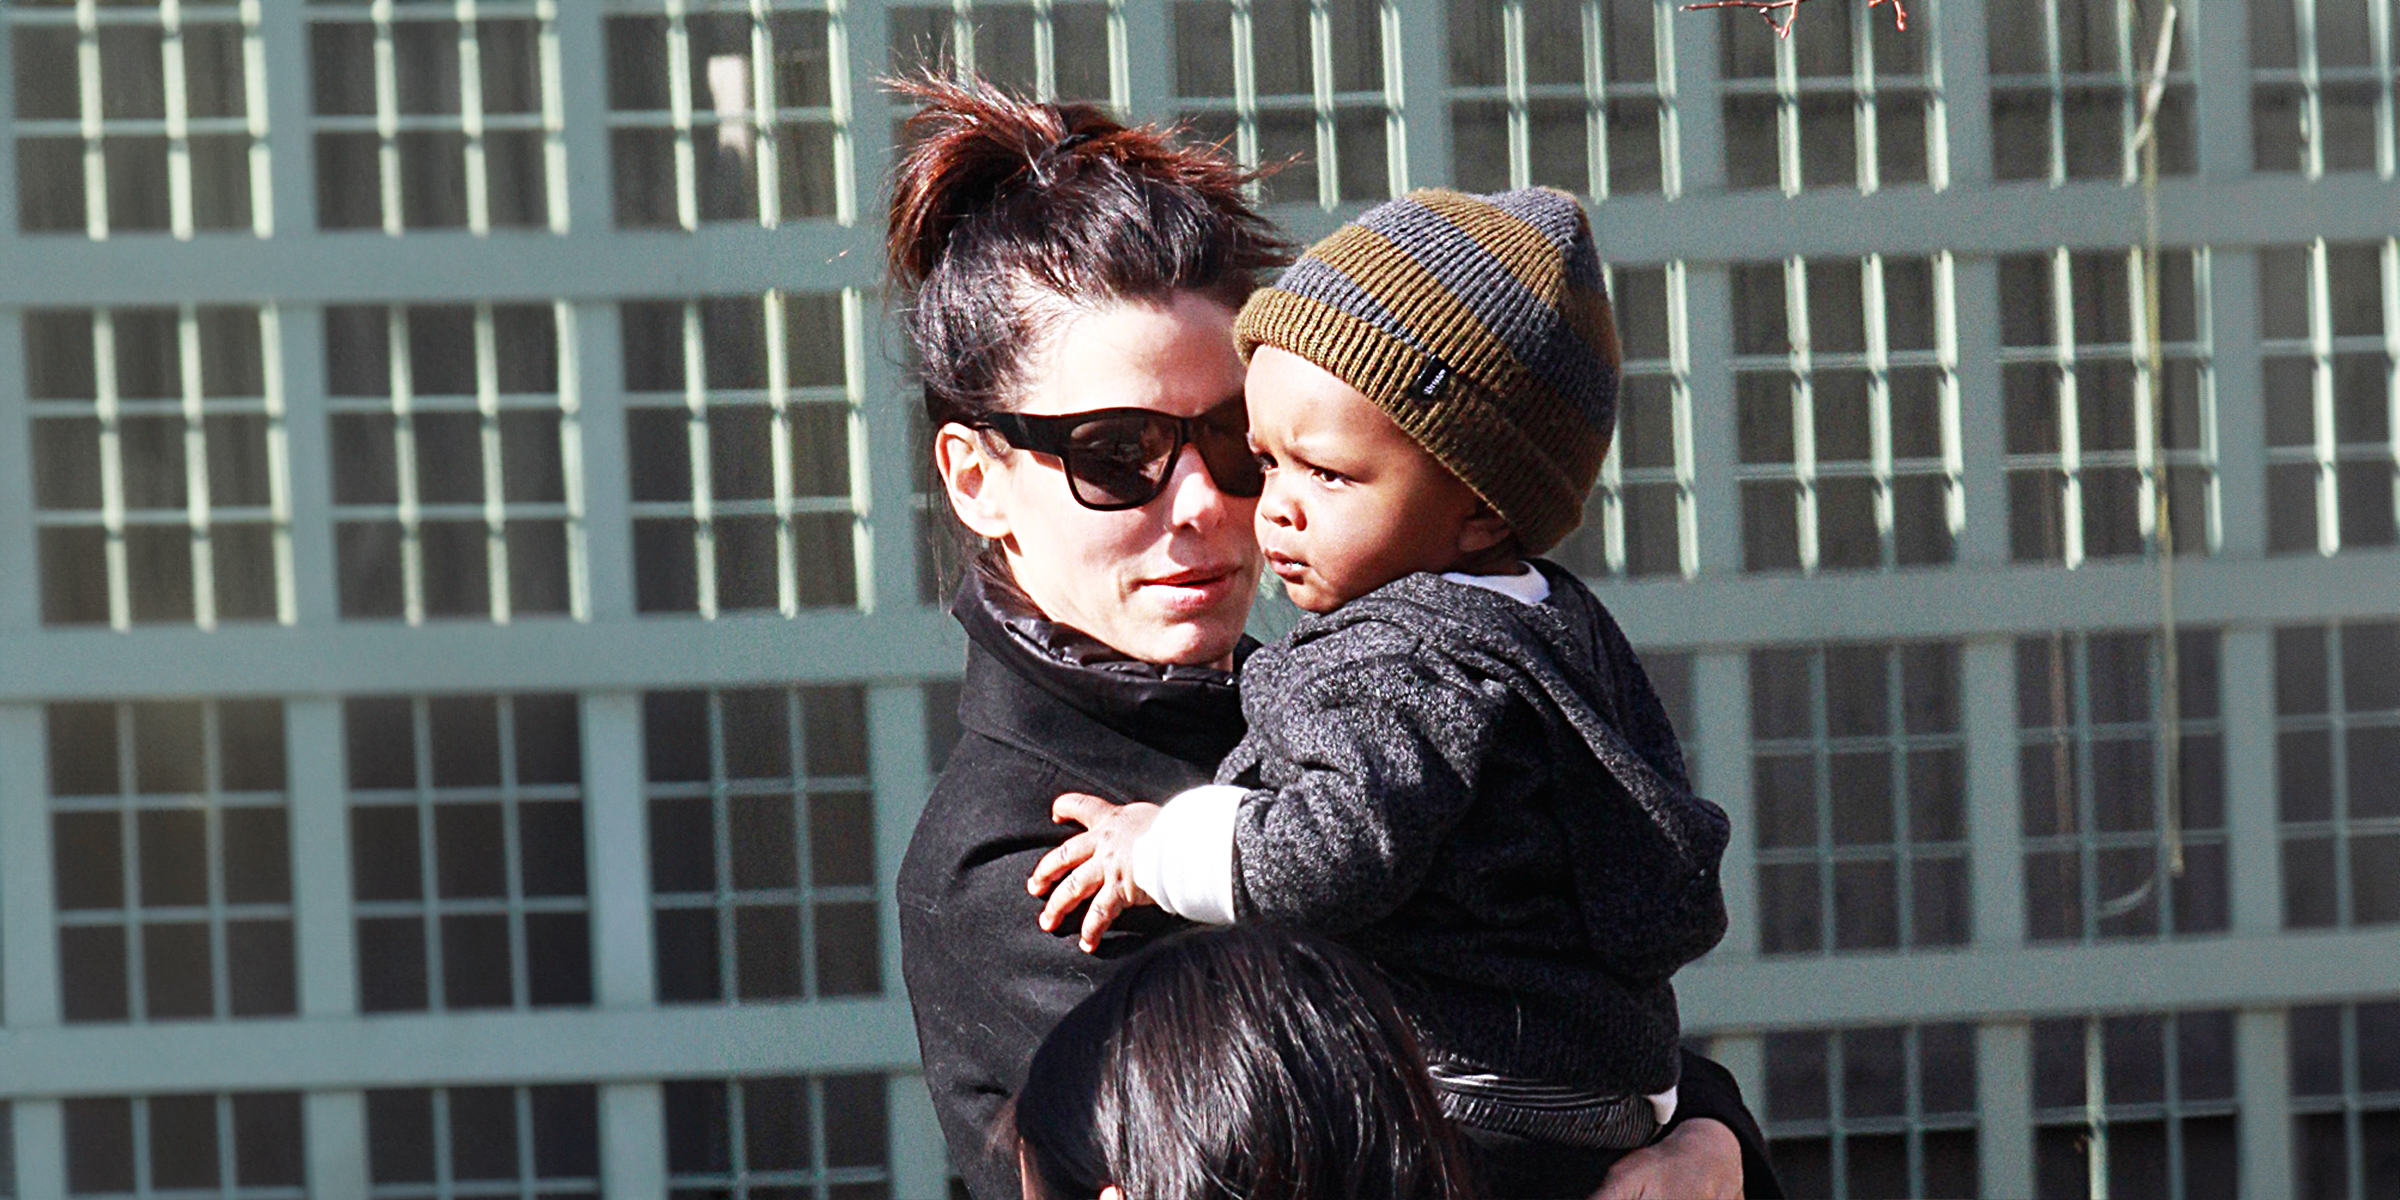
[1590, 1048, 1781, 1199]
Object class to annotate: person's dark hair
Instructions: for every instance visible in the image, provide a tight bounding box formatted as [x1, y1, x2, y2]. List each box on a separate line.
[883, 73, 1292, 433]
[1013, 927, 1481, 1200]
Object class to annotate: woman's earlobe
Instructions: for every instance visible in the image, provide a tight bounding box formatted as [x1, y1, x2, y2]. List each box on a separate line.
[1098, 1188, 1125, 1200]
[935, 422, 1013, 539]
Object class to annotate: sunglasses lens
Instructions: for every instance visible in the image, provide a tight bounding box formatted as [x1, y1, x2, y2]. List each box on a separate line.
[1064, 414, 1180, 508]
[1192, 419, 1263, 498]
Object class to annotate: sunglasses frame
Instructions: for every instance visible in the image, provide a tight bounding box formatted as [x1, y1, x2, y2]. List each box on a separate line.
[973, 401, 1261, 512]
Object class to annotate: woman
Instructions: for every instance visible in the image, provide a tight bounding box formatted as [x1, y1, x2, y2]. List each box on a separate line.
[886, 76, 1774, 1200]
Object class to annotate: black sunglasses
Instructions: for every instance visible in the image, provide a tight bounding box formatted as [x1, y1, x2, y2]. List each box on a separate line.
[974, 400, 1263, 511]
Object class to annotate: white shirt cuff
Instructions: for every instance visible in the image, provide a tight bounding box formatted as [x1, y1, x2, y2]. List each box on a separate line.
[1649, 1085, 1679, 1128]
[1130, 784, 1246, 926]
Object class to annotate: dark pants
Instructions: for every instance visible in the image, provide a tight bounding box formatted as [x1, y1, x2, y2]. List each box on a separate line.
[1458, 1125, 1630, 1199]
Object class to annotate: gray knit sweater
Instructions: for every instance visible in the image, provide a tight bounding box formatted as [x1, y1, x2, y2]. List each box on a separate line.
[1219, 560, 1729, 1109]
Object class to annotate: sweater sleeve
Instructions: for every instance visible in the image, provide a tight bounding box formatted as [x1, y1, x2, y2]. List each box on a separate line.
[1228, 648, 1510, 933]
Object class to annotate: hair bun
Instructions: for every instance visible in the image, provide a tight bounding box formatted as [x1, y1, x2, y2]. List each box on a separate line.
[884, 73, 1095, 290]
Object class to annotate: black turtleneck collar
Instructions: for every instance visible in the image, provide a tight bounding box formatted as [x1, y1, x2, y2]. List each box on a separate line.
[949, 556, 1253, 772]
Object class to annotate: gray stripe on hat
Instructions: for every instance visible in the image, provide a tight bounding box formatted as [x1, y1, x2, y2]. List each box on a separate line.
[1486, 188, 1606, 293]
[1267, 254, 1427, 353]
[1352, 195, 1615, 426]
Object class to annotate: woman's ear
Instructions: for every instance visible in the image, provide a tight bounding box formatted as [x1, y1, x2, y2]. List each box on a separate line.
[935, 421, 1014, 540]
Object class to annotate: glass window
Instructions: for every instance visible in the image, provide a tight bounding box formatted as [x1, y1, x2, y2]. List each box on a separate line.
[2018, 630, 2230, 943]
[1170, 0, 1397, 208]
[2031, 1010, 2240, 1200]
[366, 1085, 599, 1199]
[1732, 255, 1962, 573]
[1552, 264, 1697, 579]
[49, 700, 297, 1024]
[1715, 0, 1937, 194]
[664, 1075, 891, 1198]
[2290, 999, 2400, 1200]
[607, 1, 862, 229]
[64, 1093, 303, 1197]
[885, 0, 1119, 110]
[647, 686, 881, 1003]
[1447, 0, 1674, 197]
[28, 307, 290, 629]
[325, 303, 582, 623]
[1762, 1023, 1980, 1199]
[309, 4, 564, 232]
[2275, 623, 2400, 930]
[1750, 642, 1969, 955]
[10, 3, 269, 237]
[623, 293, 864, 616]
[2250, 0, 2399, 176]
[346, 694, 593, 1013]
[1998, 248, 2218, 565]
[1988, 0, 2196, 184]
[2258, 241, 2399, 556]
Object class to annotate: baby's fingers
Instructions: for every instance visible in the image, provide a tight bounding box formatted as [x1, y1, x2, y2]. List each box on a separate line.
[1078, 878, 1133, 953]
[1051, 791, 1121, 828]
[1039, 865, 1103, 933]
[1027, 833, 1098, 896]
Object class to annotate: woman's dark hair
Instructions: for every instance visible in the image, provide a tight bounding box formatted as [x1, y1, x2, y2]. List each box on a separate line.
[884, 74, 1292, 431]
[1013, 927, 1481, 1200]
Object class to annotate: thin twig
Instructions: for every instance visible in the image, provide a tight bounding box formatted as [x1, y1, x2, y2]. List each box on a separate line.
[1679, 0, 1909, 40]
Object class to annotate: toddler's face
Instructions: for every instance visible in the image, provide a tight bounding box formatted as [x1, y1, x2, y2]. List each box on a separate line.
[1245, 346, 1490, 613]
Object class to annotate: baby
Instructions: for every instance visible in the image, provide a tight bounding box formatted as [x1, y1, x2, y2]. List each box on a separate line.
[1028, 187, 1730, 1176]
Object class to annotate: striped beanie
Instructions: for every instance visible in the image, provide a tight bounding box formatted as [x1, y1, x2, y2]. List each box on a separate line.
[1233, 187, 1618, 555]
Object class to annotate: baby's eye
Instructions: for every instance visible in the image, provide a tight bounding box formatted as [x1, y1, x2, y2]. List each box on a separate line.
[1253, 450, 1278, 473]
[1308, 464, 1347, 485]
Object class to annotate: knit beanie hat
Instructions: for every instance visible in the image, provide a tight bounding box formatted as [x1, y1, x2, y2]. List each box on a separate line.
[1233, 187, 1618, 555]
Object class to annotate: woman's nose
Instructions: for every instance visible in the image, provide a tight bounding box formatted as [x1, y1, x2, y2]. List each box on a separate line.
[1162, 442, 1235, 527]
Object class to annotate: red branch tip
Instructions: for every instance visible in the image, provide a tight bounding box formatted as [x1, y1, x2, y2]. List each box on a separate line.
[1679, 0, 1910, 38]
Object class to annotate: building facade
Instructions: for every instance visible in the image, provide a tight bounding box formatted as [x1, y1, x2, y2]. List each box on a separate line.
[0, 0, 2394, 1196]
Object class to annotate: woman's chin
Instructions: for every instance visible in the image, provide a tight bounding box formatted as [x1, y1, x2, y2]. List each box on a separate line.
[1112, 604, 1249, 667]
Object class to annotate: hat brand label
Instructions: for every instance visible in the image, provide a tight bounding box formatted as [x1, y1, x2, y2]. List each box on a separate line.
[1413, 359, 1451, 400]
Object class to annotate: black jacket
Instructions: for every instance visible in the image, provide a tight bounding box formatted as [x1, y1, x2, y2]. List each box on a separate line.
[897, 566, 1782, 1200]
[1223, 562, 1729, 1106]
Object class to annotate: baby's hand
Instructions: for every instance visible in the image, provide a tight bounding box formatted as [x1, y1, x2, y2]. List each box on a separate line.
[1027, 792, 1162, 952]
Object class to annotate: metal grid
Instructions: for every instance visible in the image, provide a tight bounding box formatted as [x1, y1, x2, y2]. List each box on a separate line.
[2018, 630, 2229, 943]
[1731, 255, 1961, 573]
[662, 1074, 891, 1199]
[2274, 622, 2400, 930]
[884, 0, 1122, 107]
[603, 0, 855, 230]
[2259, 238, 2400, 556]
[1717, 0, 1942, 193]
[1986, 0, 2194, 184]
[1171, 0, 1400, 207]
[325, 303, 584, 624]
[47, 700, 296, 1024]
[2250, 0, 2399, 177]
[645, 686, 882, 1004]
[2030, 1010, 2240, 1200]
[344, 695, 592, 1013]
[1999, 247, 2218, 565]
[1551, 263, 1697, 579]
[9, 0, 270, 238]
[623, 292, 866, 617]
[1761, 1023, 1979, 1200]
[307, 0, 567, 233]
[1447, 0, 1677, 197]
[2289, 999, 2400, 1200]
[363, 1086, 598, 1200]
[25, 306, 292, 629]
[61, 1093, 304, 1200]
[1750, 642, 1969, 955]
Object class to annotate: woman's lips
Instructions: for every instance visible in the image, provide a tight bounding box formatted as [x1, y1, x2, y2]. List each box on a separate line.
[1142, 566, 1243, 611]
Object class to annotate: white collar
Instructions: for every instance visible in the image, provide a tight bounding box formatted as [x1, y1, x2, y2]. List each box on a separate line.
[1440, 563, 1549, 605]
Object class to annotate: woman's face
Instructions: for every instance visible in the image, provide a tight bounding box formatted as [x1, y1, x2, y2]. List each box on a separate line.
[938, 292, 1262, 667]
